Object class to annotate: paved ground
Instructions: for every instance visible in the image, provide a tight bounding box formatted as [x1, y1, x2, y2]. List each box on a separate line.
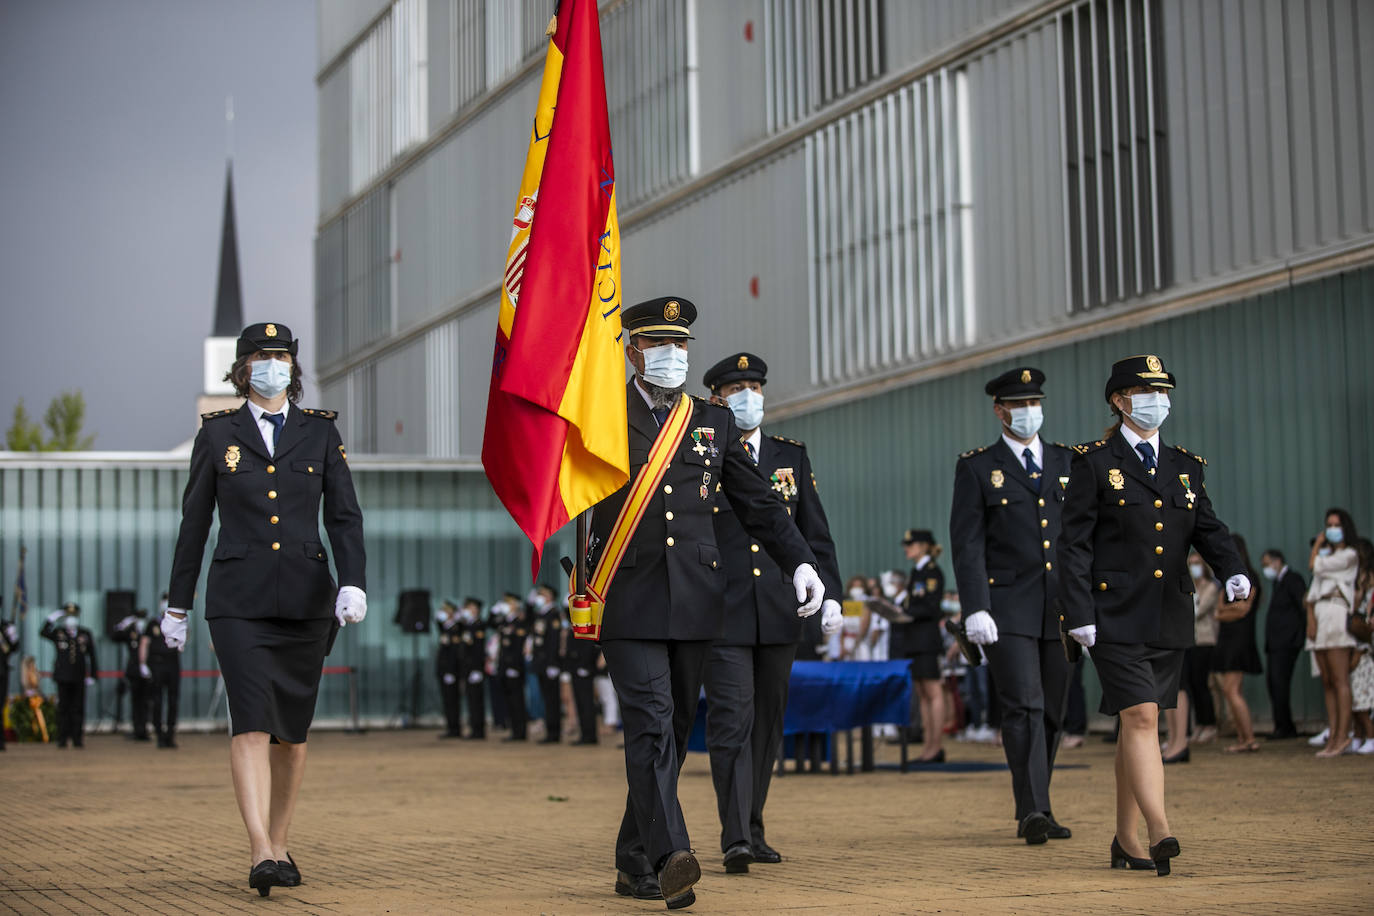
[1, 726, 1369, 914]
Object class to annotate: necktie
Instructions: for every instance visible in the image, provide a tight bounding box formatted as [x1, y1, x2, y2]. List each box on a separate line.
[743, 440, 757, 465]
[1022, 447, 1041, 491]
[264, 413, 285, 453]
[651, 407, 669, 427]
[1135, 440, 1157, 474]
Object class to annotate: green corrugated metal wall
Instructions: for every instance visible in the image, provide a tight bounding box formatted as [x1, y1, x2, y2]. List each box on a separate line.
[775, 267, 1374, 724]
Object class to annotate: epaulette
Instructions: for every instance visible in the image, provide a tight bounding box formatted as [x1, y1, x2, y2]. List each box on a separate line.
[1171, 444, 1206, 466]
[1049, 441, 1070, 450]
[959, 446, 988, 459]
[300, 408, 338, 421]
[200, 408, 237, 421]
[769, 434, 804, 448]
[1071, 439, 1109, 455]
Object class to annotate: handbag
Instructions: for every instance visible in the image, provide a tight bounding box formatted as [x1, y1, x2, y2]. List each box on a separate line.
[1349, 592, 1373, 642]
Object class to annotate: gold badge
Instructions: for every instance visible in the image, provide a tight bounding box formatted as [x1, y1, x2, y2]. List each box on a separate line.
[1020, 369, 1031, 383]
[225, 445, 241, 472]
[338, 444, 348, 462]
[737, 355, 749, 370]
[1108, 468, 1125, 490]
[1145, 354, 1161, 372]
[664, 300, 680, 321]
[927, 578, 939, 592]
[990, 469, 1005, 489]
[265, 323, 278, 338]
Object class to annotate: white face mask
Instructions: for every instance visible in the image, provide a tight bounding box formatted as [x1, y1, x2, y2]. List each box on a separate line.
[637, 344, 689, 389]
[64, 616, 79, 632]
[1006, 404, 1043, 439]
[848, 587, 866, 600]
[725, 388, 765, 431]
[1261, 566, 1279, 581]
[1127, 391, 1171, 430]
[940, 599, 960, 614]
[249, 358, 292, 398]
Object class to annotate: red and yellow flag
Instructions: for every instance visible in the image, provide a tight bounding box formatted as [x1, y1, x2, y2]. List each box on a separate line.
[482, 0, 628, 578]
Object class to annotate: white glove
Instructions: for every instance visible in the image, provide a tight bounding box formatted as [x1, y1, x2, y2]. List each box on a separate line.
[820, 599, 843, 635]
[84, 676, 96, 686]
[442, 673, 457, 685]
[1068, 624, 1097, 648]
[1225, 574, 1251, 603]
[964, 610, 999, 645]
[545, 666, 561, 680]
[46, 610, 64, 624]
[139, 663, 152, 679]
[335, 585, 367, 626]
[161, 611, 189, 649]
[4, 623, 17, 643]
[792, 563, 825, 618]
[467, 670, 483, 684]
[115, 615, 136, 632]
[504, 668, 519, 679]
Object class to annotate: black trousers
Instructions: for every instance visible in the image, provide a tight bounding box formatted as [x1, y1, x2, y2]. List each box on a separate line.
[539, 670, 563, 740]
[1182, 645, 1216, 726]
[572, 669, 598, 743]
[703, 642, 796, 852]
[150, 665, 180, 740]
[602, 638, 711, 876]
[982, 634, 1071, 821]
[0, 662, 7, 749]
[502, 673, 527, 739]
[1266, 648, 1301, 735]
[127, 674, 150, 738]
[438, 673, 463, 735]
[465, 677, 486, 738]
[57, 681, 86, 746]
[1063, 657, 1087, 735]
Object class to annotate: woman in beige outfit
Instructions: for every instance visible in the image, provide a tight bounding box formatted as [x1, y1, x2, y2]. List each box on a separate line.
[1307, 508, 1359, 758]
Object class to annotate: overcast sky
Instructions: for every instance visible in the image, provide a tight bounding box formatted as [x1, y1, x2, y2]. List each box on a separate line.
[0, 0, 316, 450]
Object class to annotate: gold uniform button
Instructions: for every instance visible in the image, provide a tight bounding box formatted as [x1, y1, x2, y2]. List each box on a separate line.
[753, 568, 762, 577]
[268, 490, 277, 499]
[665, 511, 674, 521]
[1154, 569, 1163, 578]
[270, 515, 279, 525]
[266, 464, 275, 474]
[988, 577, 995, 585]
[1098, 582, 1108, 591]
[1038, 498, 1045, 507]
[1042, 539, 1051, 549]
[704, 459, 711, 467]
[1045, 562, 1053, 570]
[664, 485, 673, 494]
[1119, 499, 1126, 506]
[308, 466, 314, 473]
[1155, 522, 1164, 531]
[272, 542, 280, 551]
[1040, 519, 1048, 528]
[750, 544, 760, 553]
[711, 561, 717, 569]
[1000, 498, 1008, 505]
[1155, 546, 1164, 555]
[712, 506, 719, 514]
[666, 537, 675, 547]
[1154, 499, 1163, 508]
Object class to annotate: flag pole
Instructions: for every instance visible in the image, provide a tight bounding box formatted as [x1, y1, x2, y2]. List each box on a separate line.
[575, 511, 587, 596]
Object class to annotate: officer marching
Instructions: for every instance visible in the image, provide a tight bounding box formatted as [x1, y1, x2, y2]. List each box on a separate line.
[586, 297, 825, 910]
[456, 598, 488, 739]
[435, 600, 464, 739]
[41, 603, 98, 748]
[948, 367, 1075, 844]
[497, 594, 529, 742]
[701, 351, 844, 874]
[530, 584, 566, 744]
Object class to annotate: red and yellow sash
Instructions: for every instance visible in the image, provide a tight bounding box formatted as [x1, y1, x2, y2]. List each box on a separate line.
[570, 394, 693, 640]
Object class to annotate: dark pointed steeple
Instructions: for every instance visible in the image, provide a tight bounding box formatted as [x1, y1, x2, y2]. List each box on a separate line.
[212, 162, 243, 337]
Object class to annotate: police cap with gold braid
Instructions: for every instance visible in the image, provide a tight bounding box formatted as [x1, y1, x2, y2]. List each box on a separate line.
[622, 297, 696, 340]
[703, 352, 767, 391]
[236, 322, 299, 359]
[984, 366, 1046, 401]
[1104, 353, 1176, 402]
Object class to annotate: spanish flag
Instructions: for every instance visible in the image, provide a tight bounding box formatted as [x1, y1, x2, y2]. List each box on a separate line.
[482, 0, 628, 578]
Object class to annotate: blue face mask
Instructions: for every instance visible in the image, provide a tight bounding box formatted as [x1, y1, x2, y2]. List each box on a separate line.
[1326, 526, 1345, 545]
[250, 358, 292, 398]
[64, 616, 79, 632]
[1128, 391, 1170, 431]
[726, 388, 765, 431]
[1006, 404, 1043, 439]
[637, 344, 689, 389]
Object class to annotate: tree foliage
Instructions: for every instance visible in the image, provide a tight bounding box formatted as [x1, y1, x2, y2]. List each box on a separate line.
[6, 392, 94, 451]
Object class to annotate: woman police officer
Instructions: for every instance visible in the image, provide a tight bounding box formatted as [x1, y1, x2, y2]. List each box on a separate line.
[162, 322, 366, 896]
[1057, 355, 1247, 876]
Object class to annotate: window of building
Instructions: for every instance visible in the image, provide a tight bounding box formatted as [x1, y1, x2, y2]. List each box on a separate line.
[347, 0, 428, 197]
[765, 0, 886, 133]
[1059, 0, 1170, 311]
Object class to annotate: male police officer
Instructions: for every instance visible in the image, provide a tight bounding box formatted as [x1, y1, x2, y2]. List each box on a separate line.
[41, 603, 98, 748]
[530, 584, 566, 744]
[435, 600, 464, 738]
[456, 598, 488, 739]
[0, 615, 19, 751]
[949, 367, 1075, 844]
[567, 625, 602, 745]
[497, 594, 529, 742]
[590, 297, 825, 910]
[701, 352, 844, 873]
[141, 597, 183, 748]
[115, 607, 151, 741]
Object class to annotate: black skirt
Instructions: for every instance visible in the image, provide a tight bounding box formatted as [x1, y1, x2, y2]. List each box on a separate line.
[909, 651, 942, 681]
[1212, 616, 1263, 674]
[209, 616, 336, 743]
[1090, 642, 1186, 716]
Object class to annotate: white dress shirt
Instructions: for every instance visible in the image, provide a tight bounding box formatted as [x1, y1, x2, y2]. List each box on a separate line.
[246, 400, 289, 456]
[742, 427, 762, 463]
[1001, 432, 1043, 472]
[1118, 422, 1161, 465]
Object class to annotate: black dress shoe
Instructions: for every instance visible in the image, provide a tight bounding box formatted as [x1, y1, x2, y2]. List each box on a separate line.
[614, 870, 662, 899]
[249, 860, 283, 897]
[1045, 816, 1071, 840]
[539, 736, 561, 744]
[277, 853, 301, 887]
[723, 842, 753, 874]
[751, 840, 781, 864]
[501, 735, 526, 742]
[1149, 836, 1180, 876]
[915, 748, 946, 764]
[1265, 729, 1298, 740]
[1162, 747, 1190, 764]
[573, 737, 598, 745]
[1110, 837, 1154, 870]
[1017, 812, 1051, 845]
[657, 850, 701, 910]
[439, 732, 462, 739]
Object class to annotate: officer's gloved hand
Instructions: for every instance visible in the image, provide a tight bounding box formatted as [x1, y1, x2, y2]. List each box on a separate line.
[1068, 624, 1097, 648]
[139, 663, 152, 679]
[84, 676, 95, 687]
[46, 610, 64, 625]
[161, 611, 190, 649]
[545, 666, 561, 680]
[442, 673, 456, 685]
[115, 615, 136, 632]
[792, 563, 824, 617]
[335, 586, 367, 626]
[964, 610, 999, 645]
[504, 668, 519, 679]
[467, 670, 483, 684]
[1224, 574, 1251, 603]
[820, 599, 843, 635]
[3, 622, 17, 643]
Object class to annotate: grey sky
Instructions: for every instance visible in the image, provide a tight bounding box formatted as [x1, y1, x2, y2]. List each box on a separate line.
[0, 0, 316, 450]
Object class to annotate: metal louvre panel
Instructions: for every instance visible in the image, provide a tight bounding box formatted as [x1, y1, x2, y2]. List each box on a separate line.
[522, 0, 551, 59]
[484, 0, 520, 87]
[1059, 0, 1168, 312]
[318, 68, 352, 217]
[392, 0, 428, 155]
[343, 187, 393, 357]
[805, 67, 972, 385]
[315, 221, 348, 367]
[343, 2, 428, 197]
[766, 0, 886, 134]
[425, 320, 461, 457]
[883, 0, 1038, 72]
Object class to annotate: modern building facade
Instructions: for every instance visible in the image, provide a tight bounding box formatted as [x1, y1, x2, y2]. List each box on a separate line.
[314, 0, 1373, 722]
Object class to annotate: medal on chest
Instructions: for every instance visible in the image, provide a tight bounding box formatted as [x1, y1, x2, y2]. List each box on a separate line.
[691, 427, 717, 458]
[771, 467, 798, 500]
[1179, 473, 1196, 506]
[700, 471, 711, 500]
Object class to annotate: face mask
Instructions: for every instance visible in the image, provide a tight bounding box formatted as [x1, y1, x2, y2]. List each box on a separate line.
[848, 587, 866, 600]
[881, 581, 900, 599]
[940, 599, 960, 614]
[64, 616, 79, 632]
[1326, 526, 1345, 544]
[461, 608, 477, 623]
[436, 610, 450, 624]
[249, 358, 292, 398]
[1127, 392, 1170, 431]
[1188, 563, 1204, 579]
[638, 344, 689, 389]
[726, 388, 765, 431]
[1006, 404, 1043, 439]
[1262, 566, 1278, 581]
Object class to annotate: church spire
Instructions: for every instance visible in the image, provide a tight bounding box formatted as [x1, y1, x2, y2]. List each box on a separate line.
[212, 160, 243, 337]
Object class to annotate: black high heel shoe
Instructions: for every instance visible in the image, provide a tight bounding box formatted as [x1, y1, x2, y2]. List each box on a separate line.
[1162, 747, 1190, 764]
[277, 853, 301, 887]
[1110, 837, 1154, 870]
[249, 860, 283, 897]
[1149, 836, 1180, 876]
